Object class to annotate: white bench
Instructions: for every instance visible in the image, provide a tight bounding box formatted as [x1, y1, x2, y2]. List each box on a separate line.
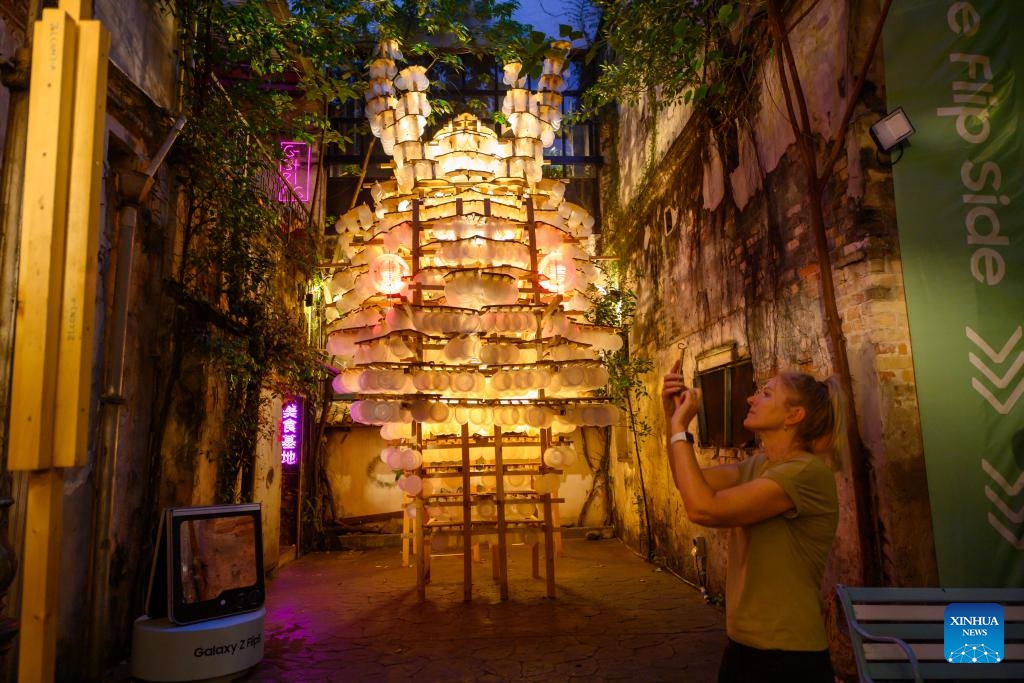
[835, 585, 1024, 681]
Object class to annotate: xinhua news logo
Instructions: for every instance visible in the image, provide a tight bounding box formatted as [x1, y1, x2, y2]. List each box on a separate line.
[944, 603, 1004, 664]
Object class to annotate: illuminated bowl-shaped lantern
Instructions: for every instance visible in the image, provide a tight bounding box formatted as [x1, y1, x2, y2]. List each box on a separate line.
[534, 472, 561, 494]
[400, 447, 423, 470]
[477, 499, 497, 519]
[397, 474, 422, 495]
[502, 61, 524, 87]
[369, 253, 410, 295]
[538, 251, 577, 294]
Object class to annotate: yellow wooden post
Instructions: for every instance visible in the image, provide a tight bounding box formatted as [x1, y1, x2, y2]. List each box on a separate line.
[55, 19, 109, 467]
[9, 7, 78, 678]
[10, 1, 108, 679]
[18, 470, 65, 682]
[9, 9, 78, 472]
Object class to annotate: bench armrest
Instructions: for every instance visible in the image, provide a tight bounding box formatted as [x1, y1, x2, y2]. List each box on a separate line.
[836, 584, 923, 683]
[846, 623, 922, 683]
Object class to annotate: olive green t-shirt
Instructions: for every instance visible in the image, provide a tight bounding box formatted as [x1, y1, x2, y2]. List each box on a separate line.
[725, 452, 838, 651]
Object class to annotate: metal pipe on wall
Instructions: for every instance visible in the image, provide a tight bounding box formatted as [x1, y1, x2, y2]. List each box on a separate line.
[85, 116, 185, 678]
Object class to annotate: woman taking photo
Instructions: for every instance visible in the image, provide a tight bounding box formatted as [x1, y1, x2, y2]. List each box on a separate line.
[662, 364, 843, 682]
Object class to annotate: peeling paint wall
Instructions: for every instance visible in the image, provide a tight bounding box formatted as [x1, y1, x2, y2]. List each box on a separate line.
[603, 0, 938, 626]
[97, 0, 177, 111]
[254, 393, 284, 572]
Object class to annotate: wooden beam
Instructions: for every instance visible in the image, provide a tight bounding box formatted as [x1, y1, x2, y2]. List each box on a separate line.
[460, 423, 472, 602]
[542, 493, 556, 598]
[17, 469, 64, 682]
[493, 426, 508, 601]
[9, 9, 77, 471]
[55, 20, 109, 467]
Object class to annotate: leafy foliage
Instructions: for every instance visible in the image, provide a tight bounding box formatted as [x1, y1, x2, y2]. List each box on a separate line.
[157, 0, 330, 501]
[577, 1, 765, 265]
[585, 264, 655, 441]
[579, 0, 752, 117]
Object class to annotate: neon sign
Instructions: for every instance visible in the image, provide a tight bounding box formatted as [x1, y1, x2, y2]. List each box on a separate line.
[280, 399, 301, 465]
[278, 141, 311, 203]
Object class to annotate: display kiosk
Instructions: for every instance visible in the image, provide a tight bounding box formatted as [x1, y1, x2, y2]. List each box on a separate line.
[131, 503, 266, 682]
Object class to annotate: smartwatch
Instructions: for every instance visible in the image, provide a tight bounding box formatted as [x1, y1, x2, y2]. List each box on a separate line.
[669, 431, 695, 445]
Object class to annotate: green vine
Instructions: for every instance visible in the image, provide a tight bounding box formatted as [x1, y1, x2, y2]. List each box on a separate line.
[585, 264, 654, 434]
[579, 1, 747, 115]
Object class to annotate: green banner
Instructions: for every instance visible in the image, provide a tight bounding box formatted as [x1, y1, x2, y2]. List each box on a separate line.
[883, 0, 1024, 586]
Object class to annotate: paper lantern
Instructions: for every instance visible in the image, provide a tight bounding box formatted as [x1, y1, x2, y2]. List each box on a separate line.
[538, 251, 577, 293]
[369, 253, 410, 295]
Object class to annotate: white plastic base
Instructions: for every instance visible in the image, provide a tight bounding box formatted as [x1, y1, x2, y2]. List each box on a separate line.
[131, 608, 265, 682]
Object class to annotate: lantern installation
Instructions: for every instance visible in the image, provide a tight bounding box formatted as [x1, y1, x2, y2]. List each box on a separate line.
[324, 41, 621, 601]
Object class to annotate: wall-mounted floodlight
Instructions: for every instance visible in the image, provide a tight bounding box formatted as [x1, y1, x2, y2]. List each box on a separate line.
[870, 107, 915, 153]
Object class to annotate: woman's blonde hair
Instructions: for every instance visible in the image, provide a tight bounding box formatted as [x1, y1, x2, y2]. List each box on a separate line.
[778, 372, 846, 468]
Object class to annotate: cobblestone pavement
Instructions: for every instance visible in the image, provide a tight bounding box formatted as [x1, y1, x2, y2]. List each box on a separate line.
[238, 536, 727, 682]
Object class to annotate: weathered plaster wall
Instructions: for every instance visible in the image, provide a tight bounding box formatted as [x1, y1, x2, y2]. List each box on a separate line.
[603, 0, 938, 629]
[326, 426, 407, 523]
[616, 96, 692, 211]
[97, 0, 177, 111]
[254, 393, 284, 571]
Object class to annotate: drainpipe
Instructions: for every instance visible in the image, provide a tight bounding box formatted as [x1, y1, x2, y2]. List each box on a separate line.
[86, 116, 185, 678]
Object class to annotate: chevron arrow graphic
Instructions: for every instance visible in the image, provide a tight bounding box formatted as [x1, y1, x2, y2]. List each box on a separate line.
[987, 512, 1024, 550]
[967, 326, 1024, 414]
[970, 350, 1024, 388]
[985, 486, 1024, 523]
[981, 458, 1024, 496]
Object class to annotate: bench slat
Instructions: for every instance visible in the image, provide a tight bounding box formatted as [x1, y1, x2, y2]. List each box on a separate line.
[852, 623, 1024, 640]
[866, 661, 1024, 680]
[863, 642, 1024, 661]
[842, 587, 1024, 603]
[854, 604, 1024, 622]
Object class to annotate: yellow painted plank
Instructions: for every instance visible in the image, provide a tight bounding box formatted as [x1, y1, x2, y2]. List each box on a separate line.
[17, 469, 64, 683]
[55, 21, 109, 467]
[9, 9, 78, 471]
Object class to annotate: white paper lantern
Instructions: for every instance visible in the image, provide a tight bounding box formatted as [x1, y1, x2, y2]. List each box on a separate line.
[369, 253, 410, 295]
[538, 251, 577, 294]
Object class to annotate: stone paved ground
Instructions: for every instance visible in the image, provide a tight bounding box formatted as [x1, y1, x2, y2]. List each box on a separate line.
[238, 536, 727, 682]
